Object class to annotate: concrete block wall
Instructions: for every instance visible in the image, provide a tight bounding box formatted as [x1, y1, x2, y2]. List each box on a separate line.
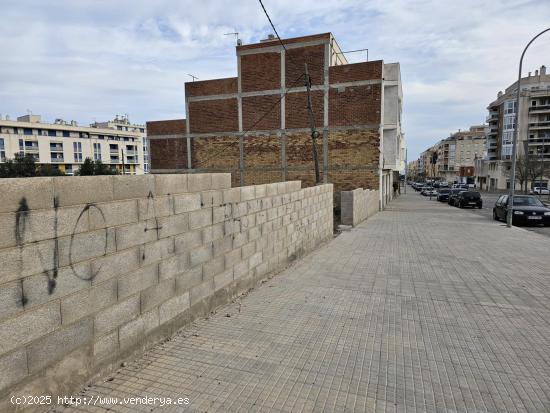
[340, 188, 379, 226]
[0, 174, 333, 411]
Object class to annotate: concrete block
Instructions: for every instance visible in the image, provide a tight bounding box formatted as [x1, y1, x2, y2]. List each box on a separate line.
[277, 182, 287, 194]
[266, 183, 278, 196]
[213, 235, 233, 257]
[203, 223, 224, 244]
[211, 173, 231, 190]
[174, 193, 201, 214]
[0, 281, 24, 325]
[256, 211, 267, 226]
[53, 176, 114, 207]
[174, 230, 202, 253]
[213, 206, 227, 224]
[222, 188, 240, 204]
[140, 278, 175, 313]
[214, 269, 234, 291]
[57, 228, 116, 267]
[91, 247, 140, 285]
[157, 213, 188, 239]
[0, 177, 54, 213]
[138, 195, 174, 221]
[248, 226, 261, 242]
[93, 330, 118, 363]
[154, 174, 188, 196]
[89, 200, 138, 230]
[203, 256, 224, 280]
[112, 175, 154, 200]
[22, 262, 91, 309]
[224, 219, 240, 236]
[189, 279, 214, 306]
[233, 229, 248, 248]
[0, 301, 60, 356]
[232, 202, 248, 218]
[159, 292, 190, 324]
[255, 261, 269, 277]
[175, 266, 203, 294]
[61, 278, 117, 325]
[159, 253, 188, 281]
[94, 295, 140, 336]
[249, 252, 263, 269]
[261, 197, 272, 210]
[224, 248, 242, 269]
[288, 181, 301, 192]
[140, 238, 174, 267]
[118, 264, 158, 300]
[0, 240, 55, 285]
[242, 241, 256, 259]
[26, 317, 92, 374]
[255, 184, 267, 199]
[119, 309, 158, 350]
[188, 173, 212, 192]
[115, 220, 158, 251]
[189, 244, 212, 268]
[0, 349, 28, 392]
[201, 190, 223, 208]
[233, 261, 249, 279]
[189, 208, 213, 230]
[241, 186, 256, 201]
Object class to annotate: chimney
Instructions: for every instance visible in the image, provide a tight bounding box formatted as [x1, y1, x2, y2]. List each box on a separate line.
[528, 72, 531, 77]
[535, 69, 539, 76]
[541, 65, 547, 75]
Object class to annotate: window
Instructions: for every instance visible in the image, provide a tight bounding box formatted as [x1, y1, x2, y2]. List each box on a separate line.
[73, 142, 83, 162]
[93, 142, 101, 161]
[48, 130, 57, 137]
[63, 131, 70, 137]
[0, 138, 5, 162]
[23, 128, 33, 135]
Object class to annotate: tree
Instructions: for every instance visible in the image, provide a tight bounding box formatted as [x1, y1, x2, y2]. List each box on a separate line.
[76, 158, 116, 176]
[0, 153, 38, 178]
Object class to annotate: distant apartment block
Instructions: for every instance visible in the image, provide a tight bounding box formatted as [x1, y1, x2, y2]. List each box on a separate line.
[0, 114, 149, 175]
[148, 32, 405, 208]
[477, 65, 550, 190]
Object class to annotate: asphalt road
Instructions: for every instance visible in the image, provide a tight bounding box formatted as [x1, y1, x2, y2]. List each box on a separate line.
[407, 187, 550, 238]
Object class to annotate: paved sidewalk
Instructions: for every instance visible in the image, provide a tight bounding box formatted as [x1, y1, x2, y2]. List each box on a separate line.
[58, 193, 550, 413]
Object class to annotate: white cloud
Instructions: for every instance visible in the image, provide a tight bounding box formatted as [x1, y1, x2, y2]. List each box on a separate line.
[0, 0, 549, 159]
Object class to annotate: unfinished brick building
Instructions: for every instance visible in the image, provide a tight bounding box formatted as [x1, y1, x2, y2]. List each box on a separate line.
[148, 33, 404, 208]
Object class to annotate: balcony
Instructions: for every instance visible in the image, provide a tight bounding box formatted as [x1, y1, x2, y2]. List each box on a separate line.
[528, 138, 550, 145]
[528, 121, 550, 130]
[529, 105, 550, 114]
[125, 149, 137, 156]
[126, 158, 138, 164]
[486, 114, 499, 123]
[110, 158, 121, 164]
[50, 156, 64, 163]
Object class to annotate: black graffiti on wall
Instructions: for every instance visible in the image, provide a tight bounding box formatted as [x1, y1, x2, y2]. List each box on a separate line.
[13, 196, 110, 304]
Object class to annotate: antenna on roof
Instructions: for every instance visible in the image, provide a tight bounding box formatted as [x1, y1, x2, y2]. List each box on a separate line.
[224, 31, 240, 45]
[187, 74, 199, 82]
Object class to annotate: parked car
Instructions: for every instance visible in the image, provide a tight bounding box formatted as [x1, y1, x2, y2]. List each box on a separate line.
[531, 187, 550, 195]
[425, 188, 438, 197]
[448, 189, 466, 206]
[455, 191, 483, 208]
[436, 188, 451, 202]
[493, 195, 550, 226]
[421, 187, 434, 196]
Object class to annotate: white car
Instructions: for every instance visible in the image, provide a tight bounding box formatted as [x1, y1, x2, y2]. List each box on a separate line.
[532, 187, 550, 195]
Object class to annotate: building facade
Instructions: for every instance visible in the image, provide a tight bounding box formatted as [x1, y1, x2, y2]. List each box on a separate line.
[149, 33, 405, 208]
[0, 114, 148, 175]
[476, 65, 550, 191]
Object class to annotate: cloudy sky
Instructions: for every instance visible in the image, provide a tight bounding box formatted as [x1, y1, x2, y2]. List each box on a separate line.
[1, 0, 549, 159]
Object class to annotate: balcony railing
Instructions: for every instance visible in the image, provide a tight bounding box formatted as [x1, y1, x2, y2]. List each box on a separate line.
[529, 105, 550, 112]
[529, 121, 550, 129]
[51, 157, 64, 163]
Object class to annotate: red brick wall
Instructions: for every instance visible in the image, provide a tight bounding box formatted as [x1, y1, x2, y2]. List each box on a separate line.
[237, 33, 330, 51]
[285, 91, 324, 129]
[188, 99, 238, 133]
[150, 138, 188, 170]
[329, 61, 383, 83]
[146, 119, 186, 136]
[286, 44, 325, 87]
[185, 78, 237, 97]
[329, 84, 381, 126]
[241, 53, 280, 92]
[242, 95, 280, 131]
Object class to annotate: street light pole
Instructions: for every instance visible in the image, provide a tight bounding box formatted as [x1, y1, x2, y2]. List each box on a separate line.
[507, 27, 550, 228]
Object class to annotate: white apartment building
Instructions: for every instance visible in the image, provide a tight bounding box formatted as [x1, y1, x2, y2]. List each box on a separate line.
[477, 65, 550, 190]
[0, 114, 149, 175]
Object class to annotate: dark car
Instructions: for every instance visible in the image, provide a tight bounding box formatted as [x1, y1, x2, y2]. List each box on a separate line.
[436, 188, 451, 202]
[493, 195, 550, 226]
[448, 189, 466, 206]
[455, 191, 482, 208]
